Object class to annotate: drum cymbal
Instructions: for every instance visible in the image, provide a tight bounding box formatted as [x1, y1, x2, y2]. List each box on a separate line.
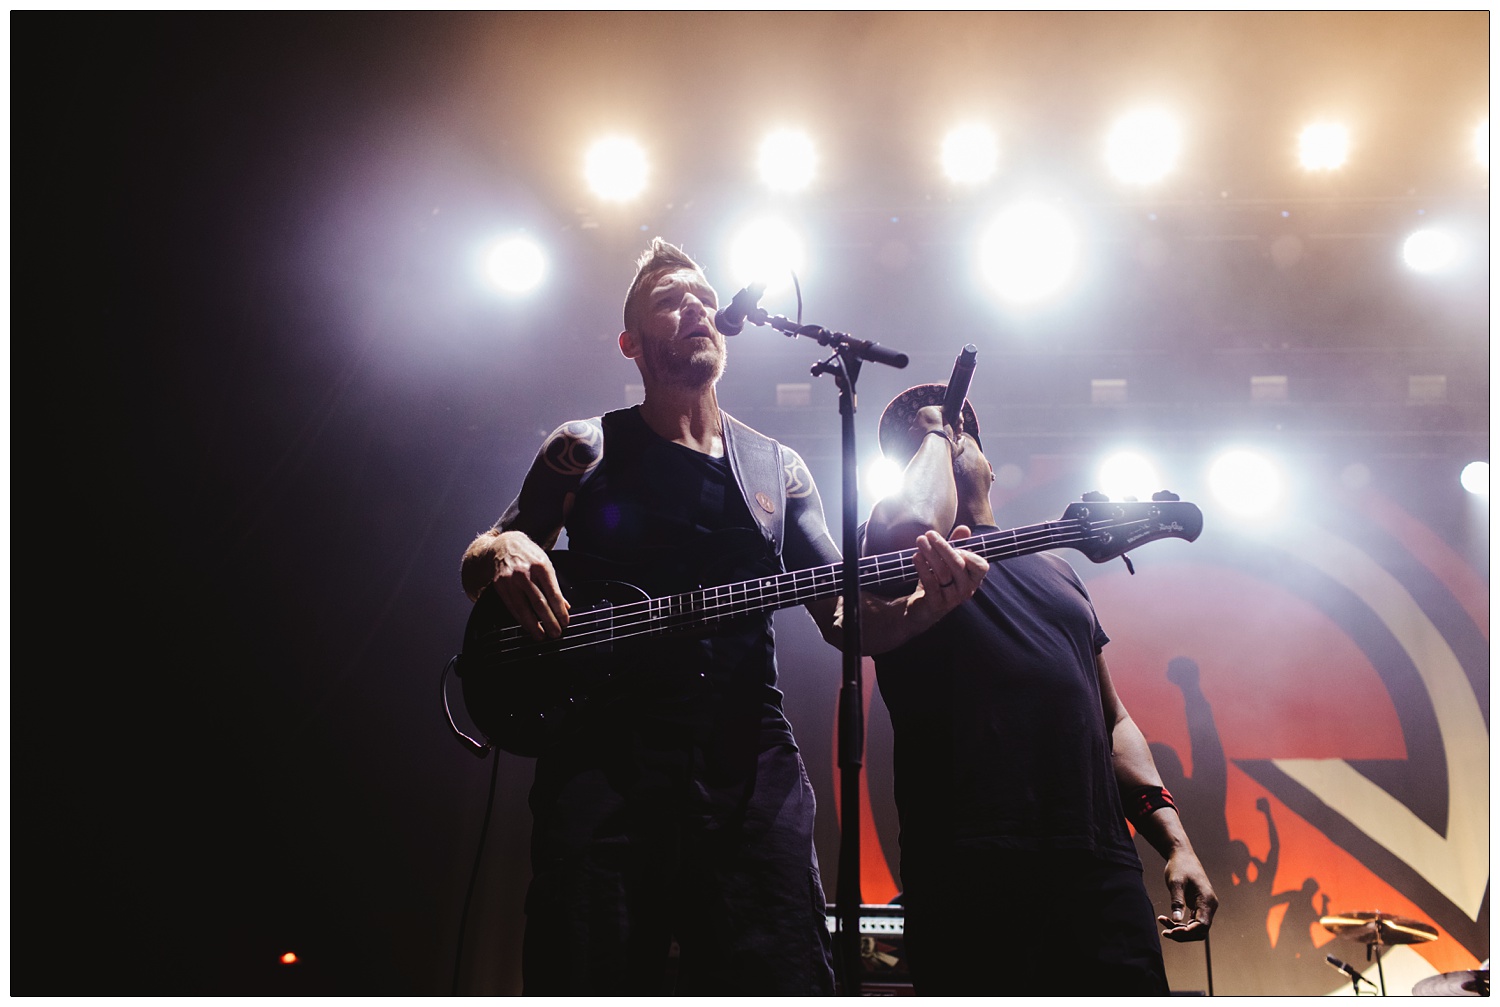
[1320, 911, 1439, 945]
[1413, 969, 1488, 996]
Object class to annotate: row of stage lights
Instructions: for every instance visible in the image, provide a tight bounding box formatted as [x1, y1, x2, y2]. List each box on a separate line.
[481, 116, 1484, 308]
[862, 451, 1489, 521]
[582, 117, 1491, 197]
[481, 203, 1475, 309]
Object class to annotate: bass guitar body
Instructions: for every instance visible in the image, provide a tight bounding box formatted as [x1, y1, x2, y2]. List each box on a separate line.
[458, 567, 650, 758]
[457, 532, 777, 757]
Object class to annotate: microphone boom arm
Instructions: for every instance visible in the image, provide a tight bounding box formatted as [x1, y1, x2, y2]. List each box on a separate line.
[743, 308, 910, 370]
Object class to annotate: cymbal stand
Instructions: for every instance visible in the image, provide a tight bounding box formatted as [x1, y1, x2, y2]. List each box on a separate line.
[1366, 929, 1388, 996]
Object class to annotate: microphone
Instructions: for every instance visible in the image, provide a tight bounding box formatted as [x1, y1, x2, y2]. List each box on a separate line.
[714, 282, 766, 336]
[941, 344, 979, 430]
[1324, 955, 1375, 989]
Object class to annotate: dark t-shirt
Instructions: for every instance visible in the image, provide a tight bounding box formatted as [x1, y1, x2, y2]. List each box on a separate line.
[869, 525, 1139, 868]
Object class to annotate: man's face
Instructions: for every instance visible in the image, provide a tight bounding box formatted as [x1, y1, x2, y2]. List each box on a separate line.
[626, 268, 727, 389]
[950, 432, 993, 496]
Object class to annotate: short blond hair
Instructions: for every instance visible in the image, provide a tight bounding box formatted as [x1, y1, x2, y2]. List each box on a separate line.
[622, 238, 705, 334]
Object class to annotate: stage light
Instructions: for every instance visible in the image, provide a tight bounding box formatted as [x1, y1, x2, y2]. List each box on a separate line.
[863, 456, 905, 505]
[728, 218, 806, 296]
[1098, 451, 1161, 502]
[1460, 461, 1488, 497]
[1208, 449, 1284, 520]
[1402, 228, 1459, 273]
[1091, 378, 1127, 405]
[758, 129, 817, 192]
[1250, 375, 1288, 402]
[584, 136, 648, 202]
[1105, 108, 1182, 185]
[1408, 375, 1447, 405]
[1474, 120, 1488, 169]
[280, 952, 298, 965]
[941, 124, 999, 185]
[1298, 123, 1349, 171]
[481, 235, 546, 295]
[977, 199, 1081, 305]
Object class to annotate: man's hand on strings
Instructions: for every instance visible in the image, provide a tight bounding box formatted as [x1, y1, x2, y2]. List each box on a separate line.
[462, 530, 571, 640]
[911, 526, 988, 621]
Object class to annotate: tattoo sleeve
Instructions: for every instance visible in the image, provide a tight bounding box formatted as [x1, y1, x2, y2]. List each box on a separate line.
[780, 446, 842, 570]
[495, 418, 603, 547]
[783, 449, 816, 500]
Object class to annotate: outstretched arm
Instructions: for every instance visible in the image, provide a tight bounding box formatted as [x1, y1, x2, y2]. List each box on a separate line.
[852, 529, 989, 654]
[459, 418, 602, 639]
[1100, 651, 1219, 942]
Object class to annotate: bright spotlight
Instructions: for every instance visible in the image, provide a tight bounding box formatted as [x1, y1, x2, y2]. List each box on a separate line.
[482, 235, 546, 295]
[1298, 123, 1349, 171]
[1208, 449, 1285, 519]
[584, 136, 648, 201]
[863, 456, 906, 505]
[1098, 451, 1161, 501]
[1474, 120, 1489, 169]
[728, 218, 806, 295]
[758, 129, 818, 192]
[1105, 108, 1182, 185]
[1460, 461, 1488, 497]
[978, 199, 1081, 305]
[1402, 229, 1459, 273]
[942, 124, 999, 185]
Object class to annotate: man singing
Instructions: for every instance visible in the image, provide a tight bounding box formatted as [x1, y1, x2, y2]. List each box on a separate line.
[460, 239, 986, 994]
[860, 385, 1217, 995]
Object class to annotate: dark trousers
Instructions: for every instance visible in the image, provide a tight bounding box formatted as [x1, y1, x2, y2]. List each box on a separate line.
[900, 847, 1170, 996]
[522, 741, 835, 995]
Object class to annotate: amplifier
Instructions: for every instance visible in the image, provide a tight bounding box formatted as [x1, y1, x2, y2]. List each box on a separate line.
[825, 904, 910, 993]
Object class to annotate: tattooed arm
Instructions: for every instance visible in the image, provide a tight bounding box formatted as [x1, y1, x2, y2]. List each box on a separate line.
[778, 445, 843, 642]
[460, 418, 603, 640]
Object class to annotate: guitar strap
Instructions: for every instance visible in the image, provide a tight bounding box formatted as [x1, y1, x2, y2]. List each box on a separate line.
[587, 408, 788, 562]
[720, 410, 787, 562]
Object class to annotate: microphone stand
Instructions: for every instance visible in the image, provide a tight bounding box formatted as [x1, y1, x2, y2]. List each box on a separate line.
[744, 307, 908, 996]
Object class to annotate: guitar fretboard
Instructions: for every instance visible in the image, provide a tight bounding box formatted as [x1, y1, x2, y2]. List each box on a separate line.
[478, 517, 1104, 660]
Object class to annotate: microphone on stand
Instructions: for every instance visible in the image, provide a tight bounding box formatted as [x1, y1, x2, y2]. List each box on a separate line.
[714, 282, 766, 336]
[941, 344, 979, 431]
[1325, 955, 1376, 990]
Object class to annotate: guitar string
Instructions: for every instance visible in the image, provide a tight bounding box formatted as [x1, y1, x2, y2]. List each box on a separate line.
[475, 515, 1153, 659]
[478, 519, 1133, 657]
[477, 519, 1085, 651]
[525, 527, 1102, 657]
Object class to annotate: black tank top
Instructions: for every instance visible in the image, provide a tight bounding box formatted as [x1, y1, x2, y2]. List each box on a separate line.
[564, 407, 797, 772]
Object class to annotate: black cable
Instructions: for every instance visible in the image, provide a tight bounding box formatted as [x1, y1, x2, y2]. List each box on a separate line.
[451, 748, 503, 995]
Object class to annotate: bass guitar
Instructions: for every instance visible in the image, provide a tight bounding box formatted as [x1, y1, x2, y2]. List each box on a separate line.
[450, 494, 1202, 757]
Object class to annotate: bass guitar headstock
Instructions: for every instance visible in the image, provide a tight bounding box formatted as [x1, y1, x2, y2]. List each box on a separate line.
[1063, 490, 1203, 565]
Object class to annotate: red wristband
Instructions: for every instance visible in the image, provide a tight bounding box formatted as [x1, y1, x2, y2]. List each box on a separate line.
[1124, 785, 1177, 824]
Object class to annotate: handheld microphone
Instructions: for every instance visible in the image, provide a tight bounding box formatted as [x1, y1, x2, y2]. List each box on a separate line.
[714, 282, 766, 336]
[941, 344, 979, 430]
[1324, 955, 1375, 989]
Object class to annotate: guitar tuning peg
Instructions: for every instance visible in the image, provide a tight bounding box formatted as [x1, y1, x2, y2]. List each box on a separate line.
[1151, 490, 1180, 501]
[1122, 555, 1136, 575]
[1081, 490, 1109, 502]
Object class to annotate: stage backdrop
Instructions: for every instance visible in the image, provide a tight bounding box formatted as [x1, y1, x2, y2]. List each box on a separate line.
[767, 451, 1488, 997]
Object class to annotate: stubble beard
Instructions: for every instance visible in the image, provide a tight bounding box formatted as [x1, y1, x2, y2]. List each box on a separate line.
[641, 335, 727, 390]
